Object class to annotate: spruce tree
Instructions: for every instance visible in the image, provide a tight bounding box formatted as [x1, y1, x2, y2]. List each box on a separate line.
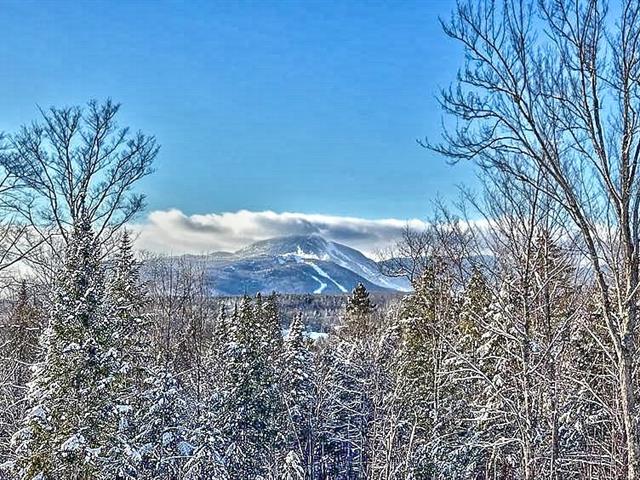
[217, 295, 288, 477]
[344, 283, 375, 338]
[184, 305, 228, 480]
[393, 267, 450, 478]
[257, 292, 287, 462]
[5, 282, 41, 387]
[105, 231, 154, 478]
[12, 218, 125, 480]
[280, 450, 305, 480]
[219, 296, 262, 477]
[136, 367, 191, 479]
[282, 313, 314, 474]
[460, 268, 491, 342]
[264, 292, 285, 359]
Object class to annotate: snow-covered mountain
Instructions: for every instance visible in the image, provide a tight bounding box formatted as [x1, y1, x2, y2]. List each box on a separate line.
[174, 234, 411, 295]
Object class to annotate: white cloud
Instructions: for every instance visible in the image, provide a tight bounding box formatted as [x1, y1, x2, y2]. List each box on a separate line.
[131, 209, 428, 257]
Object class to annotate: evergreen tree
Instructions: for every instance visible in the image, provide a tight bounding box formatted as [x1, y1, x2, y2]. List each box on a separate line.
[216, 295, 288, 477]
[344, 283, 375, 338]
[282, 313, 314, 475]
[136, 366, 191, 479]
[218, 297, 269, 477]
[280, 450, 305, 480]
[439, 267, 493, 478]
[393, 266, 457, 478]
[459, 268, 491, 343]
[12, 218, 125, 480]
[256, 293, 287, 461]
[109, 231, 146, 350]
[183, 306, 228, 480]
[182, 421, 227, 480]
[316, 282, 381, 479]
[263, 292, 285, 369]
[105, 231, 156, 478]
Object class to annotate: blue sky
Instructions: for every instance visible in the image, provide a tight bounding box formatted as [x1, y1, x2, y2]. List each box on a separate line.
[0, 0, 478, 252]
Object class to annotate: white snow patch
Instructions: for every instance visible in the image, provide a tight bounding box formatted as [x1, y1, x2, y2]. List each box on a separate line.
[282, 245, 327, 261]
[325, 241, 411, 291]
[282, 328, 328, 342]
[30, 405, 46, 420]
[310, 275, 328, 294]
[60, 433, 85, 452]
[305, 262, 347, 293]
[116, 404, 133, 414]
[62, 342, 81, 354]
[86, 446, 102, 457]
[178, 441, 194, 456]
[307, 331, 328, 341]
[162, 431, 174, 446]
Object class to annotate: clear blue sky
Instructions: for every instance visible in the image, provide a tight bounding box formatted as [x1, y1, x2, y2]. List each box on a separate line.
[0, 0, 477, 220]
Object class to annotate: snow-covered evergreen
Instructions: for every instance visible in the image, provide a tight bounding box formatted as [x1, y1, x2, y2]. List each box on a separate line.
[0, 208, 631, 480]
[12, 218, 126, 479]
[282, 313, 314, 475]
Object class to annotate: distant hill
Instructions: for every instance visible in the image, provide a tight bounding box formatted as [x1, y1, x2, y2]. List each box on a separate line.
[161, 234, 412, 296]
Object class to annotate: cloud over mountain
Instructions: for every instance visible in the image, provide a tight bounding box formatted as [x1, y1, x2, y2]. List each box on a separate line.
[132, 209, 428, 257]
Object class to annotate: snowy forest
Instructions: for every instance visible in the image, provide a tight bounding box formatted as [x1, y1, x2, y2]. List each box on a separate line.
[3, 0, 640, 479]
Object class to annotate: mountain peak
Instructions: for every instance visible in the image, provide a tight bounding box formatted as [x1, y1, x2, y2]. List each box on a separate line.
[165, 234, 411, 295]
[236, 233, 330, 259]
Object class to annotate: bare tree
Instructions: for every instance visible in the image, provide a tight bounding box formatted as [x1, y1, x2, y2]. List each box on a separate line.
[0, 149, 43, 275]
[381, 210, 473, 286]
[0, 99, 158, 255]
[431, 1, 640, 477]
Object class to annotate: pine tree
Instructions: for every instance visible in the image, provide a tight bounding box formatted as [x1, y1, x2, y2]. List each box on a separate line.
[183, 306, 228, 480]
[203, 304, 228, 389]
[182, 374, 227, 480]
[264, 292, 285, 357]
[315, 282, 381, 479]
[109, 231, 146, 347]
[136, 366, 191, 479]
[218, 296, 265, 477]
[280, 450, 305, 480]
[257, 292, 287, 463]
[393, 266, 456, 478]
[459, 268, 491, 342]
[215, 295, 288, 477]
[282, 313, 314, 475]
[344, 283, 375, 339]
[104, 230, 155, 478]
[12, 218, 125, 480]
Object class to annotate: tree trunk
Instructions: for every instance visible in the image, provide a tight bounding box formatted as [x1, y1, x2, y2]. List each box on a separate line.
[620, 343, 639, 480]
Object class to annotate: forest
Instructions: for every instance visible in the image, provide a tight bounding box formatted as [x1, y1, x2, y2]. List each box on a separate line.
[2, 0, 640, 479]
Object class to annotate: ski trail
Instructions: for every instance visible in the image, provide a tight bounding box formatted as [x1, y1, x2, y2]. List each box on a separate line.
[306, 262, 347, 293]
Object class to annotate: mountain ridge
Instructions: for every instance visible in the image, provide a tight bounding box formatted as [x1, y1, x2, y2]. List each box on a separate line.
[166, 234, 411, 295]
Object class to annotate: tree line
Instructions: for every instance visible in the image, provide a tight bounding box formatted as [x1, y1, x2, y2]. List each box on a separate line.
[2, 0, 640, 478]
[0, 188, 633, 479]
